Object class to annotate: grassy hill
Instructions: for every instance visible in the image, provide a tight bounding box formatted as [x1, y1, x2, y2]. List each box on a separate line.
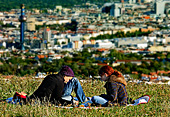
[0, 75, 170, 116]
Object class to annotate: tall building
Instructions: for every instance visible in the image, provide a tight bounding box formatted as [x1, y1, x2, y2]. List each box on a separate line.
[98, 14, 101, 20]
[121, 0, 124, 8]
[138, 0, 141, 3]
[19, 4, 27, 51]
[43, 27, 51, 42]
[26, 17, 35, 31]
[155, 0, 170, 15]
[133, 0, 136, 3]
[110, 3, 120, 17]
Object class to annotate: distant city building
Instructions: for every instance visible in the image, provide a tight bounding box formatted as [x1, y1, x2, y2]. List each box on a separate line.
[55, 6, 62, 10]
[115, 37, 148, 48]
[155, 0, 170, 15]
[26, 17, 35, 31]
[31, 39, 41, 49]
[110, 4, 121, 17]
[144, 0, 153, 3]
[43, 27, 51, 42]
[2, 41, 6, 48]
[148, 45, 170, 52]
[95, 40, 115, 48]
[56, 19, 70, 25]
[98, 14, 101, 20]
[19, 4, 27, 51]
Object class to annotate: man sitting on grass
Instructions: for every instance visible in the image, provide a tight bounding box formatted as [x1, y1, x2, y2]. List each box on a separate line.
[6, 65, 87, 106]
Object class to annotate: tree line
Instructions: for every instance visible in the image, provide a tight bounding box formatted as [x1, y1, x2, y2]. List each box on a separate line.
[0, 49, 170, 79]
[90, 30, 152, 40]
[0, 0, 107, 11]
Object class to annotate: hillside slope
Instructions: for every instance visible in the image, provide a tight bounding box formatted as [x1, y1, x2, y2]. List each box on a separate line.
[0, 76, 170, 116]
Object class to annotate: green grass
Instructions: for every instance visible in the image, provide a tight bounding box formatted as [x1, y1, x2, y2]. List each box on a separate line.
[0, 75, 170, 116]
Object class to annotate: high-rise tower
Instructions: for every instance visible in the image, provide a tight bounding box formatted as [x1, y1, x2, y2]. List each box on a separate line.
[43, 27, 51, 42]
[121, 0, 124, 7]
[138, 0, 141, 4]
[19, 4, 27, 51]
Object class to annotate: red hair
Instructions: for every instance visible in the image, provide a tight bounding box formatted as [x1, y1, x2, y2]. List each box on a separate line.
[99, 65, 114, 76]
[99, 65, 123, 77]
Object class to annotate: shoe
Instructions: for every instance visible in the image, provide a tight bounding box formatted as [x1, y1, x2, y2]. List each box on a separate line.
[133, 95, 150, 106]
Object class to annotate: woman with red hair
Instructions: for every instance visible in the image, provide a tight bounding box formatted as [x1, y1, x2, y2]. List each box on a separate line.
[97, 65, 128, 106]
[80, 65, 128, 107]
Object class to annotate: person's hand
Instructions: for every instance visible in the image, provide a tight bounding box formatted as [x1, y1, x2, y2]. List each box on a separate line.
[20, 92, 27, 96]
[73, 100, 79, 106]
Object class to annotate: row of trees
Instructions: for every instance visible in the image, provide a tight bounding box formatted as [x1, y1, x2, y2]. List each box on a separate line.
[90, 30, 152, 40]
[35, 20, 78, 32]
[0, 49, 170, 78]
[0, 0, 107, 11]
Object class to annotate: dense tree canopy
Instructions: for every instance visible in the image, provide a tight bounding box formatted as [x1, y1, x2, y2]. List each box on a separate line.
[0, 49, 170, 79]
[0, 0, 108, 11]
[90, 31, 152, 40]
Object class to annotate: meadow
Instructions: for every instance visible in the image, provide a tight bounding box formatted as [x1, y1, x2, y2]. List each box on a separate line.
[0, 75, 170, 117]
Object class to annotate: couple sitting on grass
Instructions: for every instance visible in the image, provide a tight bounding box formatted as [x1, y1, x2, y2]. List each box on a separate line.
[10, 65, 130, 107]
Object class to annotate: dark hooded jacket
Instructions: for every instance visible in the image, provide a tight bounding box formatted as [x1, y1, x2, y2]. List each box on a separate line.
[29, 73, 65, 104]
[103, 74, 128, 105]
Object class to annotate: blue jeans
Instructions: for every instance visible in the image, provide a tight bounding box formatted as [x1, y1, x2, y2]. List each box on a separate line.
[81, 95, 108, 107]
[62, 77, 86, 102]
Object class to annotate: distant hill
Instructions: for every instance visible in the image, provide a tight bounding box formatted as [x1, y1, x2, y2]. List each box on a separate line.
[0, 0, 117, 11]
